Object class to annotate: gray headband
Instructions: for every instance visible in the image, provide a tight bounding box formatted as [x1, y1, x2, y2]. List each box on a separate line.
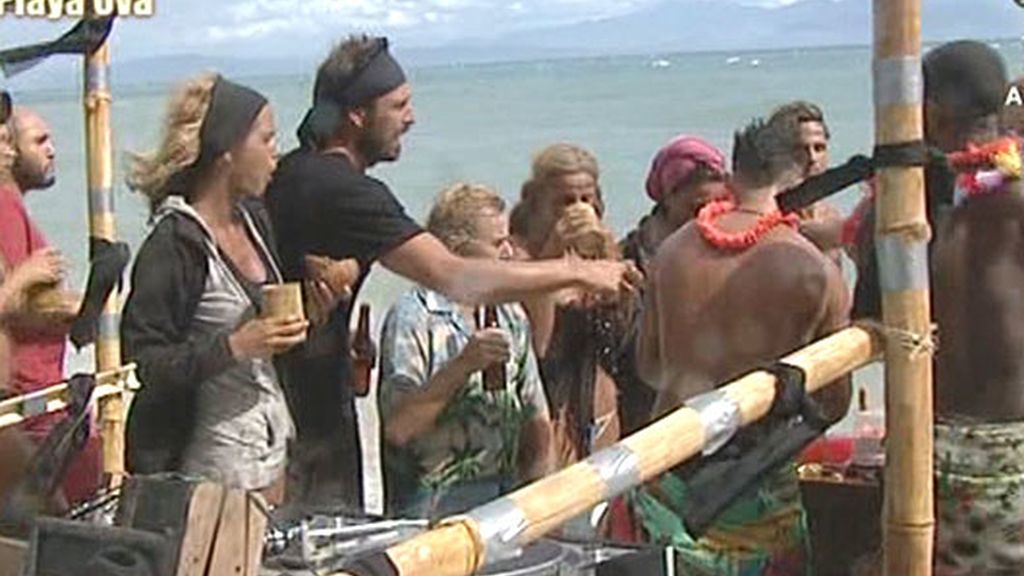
[166, 75, 267, 194]
[297, 37, 407, 148]
[196, 75, 268, 167]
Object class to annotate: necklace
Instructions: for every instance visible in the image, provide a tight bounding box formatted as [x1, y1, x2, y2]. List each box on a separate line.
[947, 137, 1023, 204]
[696, 199, 800, 250]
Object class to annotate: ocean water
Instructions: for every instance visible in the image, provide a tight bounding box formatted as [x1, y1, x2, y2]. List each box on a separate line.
[9, 43, 1024, 511]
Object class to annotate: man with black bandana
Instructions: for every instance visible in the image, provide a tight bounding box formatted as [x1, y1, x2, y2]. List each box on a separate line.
[266, 35, 640, 513]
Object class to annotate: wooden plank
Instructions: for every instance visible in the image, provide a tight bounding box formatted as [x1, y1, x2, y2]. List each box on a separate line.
[178, 483, 225, 576]
[207, 489, 247, 576]
[245, 494, 269, 576]
[0, 537, 27, 576]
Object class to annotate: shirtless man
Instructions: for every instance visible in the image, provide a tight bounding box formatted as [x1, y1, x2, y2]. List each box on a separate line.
[636, 117, 850, 574]
[925, 41, 1024, 576]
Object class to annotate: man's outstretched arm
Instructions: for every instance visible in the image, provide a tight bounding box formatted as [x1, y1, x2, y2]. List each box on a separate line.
[380, 232, 640, 306]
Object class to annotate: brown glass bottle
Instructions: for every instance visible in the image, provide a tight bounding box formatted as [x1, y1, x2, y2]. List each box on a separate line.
[481, 305, 505, 391]
[351, 303, 375, 397]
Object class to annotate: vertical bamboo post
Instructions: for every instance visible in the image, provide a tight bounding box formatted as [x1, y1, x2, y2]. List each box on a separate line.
[84, 40, 124, 485]
[872, 1, 935, 574]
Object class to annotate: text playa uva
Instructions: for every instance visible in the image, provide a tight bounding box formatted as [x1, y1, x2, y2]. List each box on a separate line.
[0, 0, 154, 19]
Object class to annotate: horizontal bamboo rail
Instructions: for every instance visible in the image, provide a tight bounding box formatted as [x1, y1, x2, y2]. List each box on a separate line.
[0, 364, 136, 430]
[328, 324, 884, 576]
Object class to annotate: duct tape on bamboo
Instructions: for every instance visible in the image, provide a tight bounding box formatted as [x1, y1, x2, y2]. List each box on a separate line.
[0, 364, 137, 430]
[99, 313, 122, 340]
[877, 234, 929, 292]
[88, 185, 115, 215]
[684, 388, 741, 456]
[874, 56, 922, 108]
[585, 444, 642, 500]
[464, 496, 530, 565]
[86, 60, 110, 92]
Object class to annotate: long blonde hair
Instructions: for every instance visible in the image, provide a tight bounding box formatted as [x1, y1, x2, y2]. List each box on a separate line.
[127, 72, 218, 215]
[520, 142, 604, 215]
[518, 143, 606, 256]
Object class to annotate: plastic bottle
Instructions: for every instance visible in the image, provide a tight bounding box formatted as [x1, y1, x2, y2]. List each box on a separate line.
[852, 387, 885, 468]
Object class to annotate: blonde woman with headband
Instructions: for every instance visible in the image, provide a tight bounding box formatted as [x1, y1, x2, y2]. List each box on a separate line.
[121, 73, 306, 500]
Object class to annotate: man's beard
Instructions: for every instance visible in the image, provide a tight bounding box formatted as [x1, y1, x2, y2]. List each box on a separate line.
[356, 126, 399, 167]
[12, 159, 54, 190]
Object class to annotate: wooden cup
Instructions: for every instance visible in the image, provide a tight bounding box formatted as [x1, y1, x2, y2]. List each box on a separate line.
[260, 282, 305, 321]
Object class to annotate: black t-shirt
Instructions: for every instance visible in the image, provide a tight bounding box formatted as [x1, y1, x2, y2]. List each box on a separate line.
[265, 148, 423, 440]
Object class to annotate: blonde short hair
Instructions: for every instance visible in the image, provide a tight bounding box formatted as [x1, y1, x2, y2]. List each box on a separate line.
[426, 182, 505, 253]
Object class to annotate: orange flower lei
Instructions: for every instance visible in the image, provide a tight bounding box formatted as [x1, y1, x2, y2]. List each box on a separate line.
[947, 137, 1023, 201]
[696, 199, 800, 250]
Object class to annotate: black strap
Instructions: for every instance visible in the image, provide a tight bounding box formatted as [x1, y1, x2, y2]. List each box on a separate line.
[338, 551, 401, 576]
[0, 15, 115, 78]
[763, 361, 807, 419]
[777, 154, 874, 214]
[0, 374, 96, 538]
[776, 143, 949, 215]
[872, 140, 935, 169]
[70, 238, 131, 349]
[676, 362, 830, 538]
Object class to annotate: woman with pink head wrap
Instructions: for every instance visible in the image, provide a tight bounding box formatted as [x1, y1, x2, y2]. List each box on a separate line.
[612, 135, 729, 440]
[621, 135, 730, 274]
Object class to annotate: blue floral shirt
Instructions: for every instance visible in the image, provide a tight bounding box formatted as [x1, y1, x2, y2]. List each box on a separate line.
[379, 287, 549, 502]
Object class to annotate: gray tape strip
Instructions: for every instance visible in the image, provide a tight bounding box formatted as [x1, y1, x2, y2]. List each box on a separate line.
[88, 186, 115, 215]
[467, 496, 529, 565]
[23, 396, 47, 418]
[87, 62, 109, 92]
[874, 56, 923, 108]
[876, 234, 929, 292]
[685, 389, 742, 456]
[98, 312, 122, 340]
[586, 444, 642, 500]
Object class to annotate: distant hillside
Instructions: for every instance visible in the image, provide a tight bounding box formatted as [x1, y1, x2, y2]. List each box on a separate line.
[413, 0, 1024, 65]
[2, 0, 1020, 91]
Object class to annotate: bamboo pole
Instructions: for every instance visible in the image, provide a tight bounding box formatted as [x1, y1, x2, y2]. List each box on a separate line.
[83, 39, 124, 484]
[327, 325, 883, 576]
[0, 364, 136, 430]
[872, 1, 935, 574]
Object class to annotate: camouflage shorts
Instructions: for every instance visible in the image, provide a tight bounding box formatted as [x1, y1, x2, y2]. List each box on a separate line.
[935, 419, 1024, 576]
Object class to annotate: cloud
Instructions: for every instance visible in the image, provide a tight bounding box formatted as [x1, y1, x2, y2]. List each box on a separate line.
[198, 0, 662, 44]
[736, 0, 807, 7]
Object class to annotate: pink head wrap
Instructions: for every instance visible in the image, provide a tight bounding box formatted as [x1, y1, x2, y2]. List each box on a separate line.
[645, 135, 726, 203]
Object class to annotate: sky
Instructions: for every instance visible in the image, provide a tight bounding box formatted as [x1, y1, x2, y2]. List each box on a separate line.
[1, 0, 846, 60]
[0, 0, 1019, 64]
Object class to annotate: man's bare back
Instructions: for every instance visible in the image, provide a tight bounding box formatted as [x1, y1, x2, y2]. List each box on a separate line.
[934, 187, 1024, 421]
[639, 214, 850, 420]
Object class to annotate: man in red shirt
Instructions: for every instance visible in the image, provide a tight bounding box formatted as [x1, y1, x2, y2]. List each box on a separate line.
[1, 105, 97, 505]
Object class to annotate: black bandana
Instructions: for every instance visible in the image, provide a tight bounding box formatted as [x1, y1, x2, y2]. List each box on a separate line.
[297, 37, 407, 148]
[196, 76, 268, 167]
[165, 76, 267, 195]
